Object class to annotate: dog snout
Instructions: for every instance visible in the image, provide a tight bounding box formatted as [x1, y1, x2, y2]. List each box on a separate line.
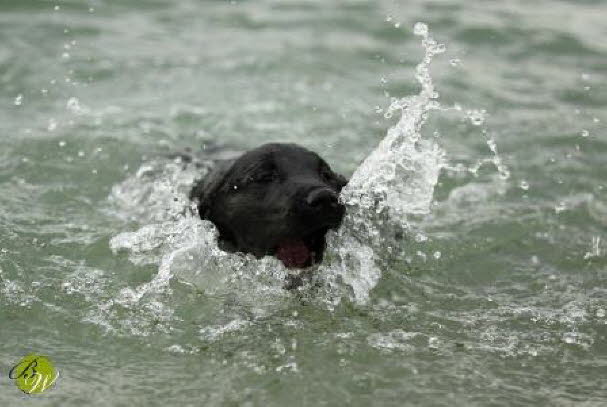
[305, 188, 339, 209]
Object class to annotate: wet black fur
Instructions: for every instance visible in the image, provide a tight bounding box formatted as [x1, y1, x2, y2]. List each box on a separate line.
[189, 143, 347, 274]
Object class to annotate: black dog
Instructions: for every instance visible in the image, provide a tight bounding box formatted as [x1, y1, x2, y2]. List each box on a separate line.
[190, 143, 347, 278]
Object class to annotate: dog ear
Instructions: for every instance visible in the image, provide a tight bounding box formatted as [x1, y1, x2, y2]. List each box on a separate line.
[189, 159, 234, 219]
[336, 173, 348, 189]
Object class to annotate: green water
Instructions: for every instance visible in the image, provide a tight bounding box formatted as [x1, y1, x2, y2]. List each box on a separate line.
[1, 1, 606, 406]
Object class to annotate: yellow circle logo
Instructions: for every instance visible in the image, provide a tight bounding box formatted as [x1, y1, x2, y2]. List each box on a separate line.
[9, 353, 58, 394]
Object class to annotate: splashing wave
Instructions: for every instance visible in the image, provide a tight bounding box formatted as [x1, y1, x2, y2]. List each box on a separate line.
[107, 24, 499, 309]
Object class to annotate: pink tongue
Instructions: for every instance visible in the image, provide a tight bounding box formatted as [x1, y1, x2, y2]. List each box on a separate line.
[276, 239, 311, 268]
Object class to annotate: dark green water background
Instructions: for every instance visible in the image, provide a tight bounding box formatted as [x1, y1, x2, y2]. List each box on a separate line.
[1, 0, 606, 406]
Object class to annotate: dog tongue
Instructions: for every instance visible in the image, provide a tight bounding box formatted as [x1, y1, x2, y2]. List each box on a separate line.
[276, 239, 311, 268]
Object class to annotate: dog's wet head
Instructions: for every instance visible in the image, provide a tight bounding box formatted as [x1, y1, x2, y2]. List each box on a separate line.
[191, 143, 347, 270]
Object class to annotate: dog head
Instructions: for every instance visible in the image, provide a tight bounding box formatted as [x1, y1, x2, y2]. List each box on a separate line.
[192, 143, 347, 268]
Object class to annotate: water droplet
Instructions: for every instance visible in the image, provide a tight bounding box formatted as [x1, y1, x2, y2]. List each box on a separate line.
[414, 233, 428, 242]
[428, 336, 439, 348]
[380, 77, 388, 85]
[41, 88, 48, 95]
[592, 117, 600, 123]
[78, 151, 85, 157]
[584, 236, 602, 260]
[427, 101, 440, 110]
[596, 309, 605, 318]
[562, 332, 577, 345]
[519, 180, 529, 190]
[449, 58, 461, 67]
[66, 97, 81, 113]
[471, 116, 483, 126]
[413, 22, 428, 37]
[14, 94, 23, 106]
[89, 7, 95, 13]
[467, 109, 486, 126]
[580, 129, 589, 137]
[394, 22, 401, 28]
[433, 251, 441, 260]
[385, 15, 393, 22]
[554, 201, 566, 213]
[581, 73, 590, 81]
[58, 140, 66, 147]
[47, 118, 57, 132]
[54, 5, 60, 11]
[62, 52, 70, 59]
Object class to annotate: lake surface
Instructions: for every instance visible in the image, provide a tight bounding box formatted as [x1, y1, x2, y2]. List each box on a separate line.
[1, 1, 606, 406]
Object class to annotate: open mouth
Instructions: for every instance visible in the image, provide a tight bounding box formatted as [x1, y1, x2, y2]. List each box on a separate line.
[275, 227, 328, 269]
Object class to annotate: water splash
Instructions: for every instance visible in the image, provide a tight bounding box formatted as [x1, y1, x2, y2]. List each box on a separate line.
[317, 22, 446, 304]
[342, 23, 444, 220]
[106, 23, 506, 310]
[108, 158, 291, 312]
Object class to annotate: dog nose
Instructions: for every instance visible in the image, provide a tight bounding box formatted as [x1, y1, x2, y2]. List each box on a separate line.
[305, 188, 339, 208]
